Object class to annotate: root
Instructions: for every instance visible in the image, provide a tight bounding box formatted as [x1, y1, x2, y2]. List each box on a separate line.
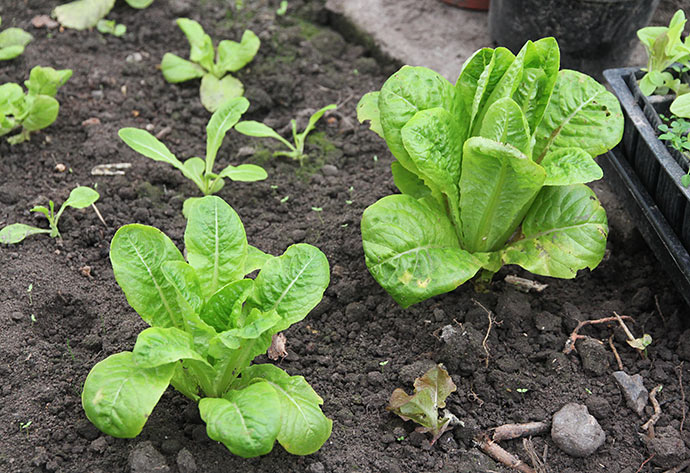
[563, 315, 634, 355]
[472, 299, 497, 368]
[476, 433, 536, 473]
[642, 385, 663, 438]
[492, 422, 550, 442]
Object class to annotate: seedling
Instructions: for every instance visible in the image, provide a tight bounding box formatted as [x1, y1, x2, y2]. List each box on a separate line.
[0, 65, 72, 144]
[658, 115, 690, 186]
[96, 19, 126, 37]
[388, 364, 457, 445]
[276, 1, 288, 15]
[161, 18, 260, 112]
[82, 196, 332, 458]
[27, 283, 33, 305]
[280, 195, 290, 203]
[358, 38, 622, 307]
[235, 104, 337, 165]
[53, 0, 154, 30]
[637, 10, 690, 118]
[19, 420, 32, 438]
[311, 206, 324, 224]
[119, 97, 267, 201]
[0, 186, 99, 244]
[379, 360, 389, 373]
[0, 16, 33, 60]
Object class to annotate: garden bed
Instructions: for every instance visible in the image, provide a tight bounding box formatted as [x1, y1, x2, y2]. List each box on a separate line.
[1, 1, 690, 472]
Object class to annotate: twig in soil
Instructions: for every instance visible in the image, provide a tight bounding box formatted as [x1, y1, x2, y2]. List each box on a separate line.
[468, 386, 485, 407]
[642, 385, 663, 438]
[678, 363, 686, 433]
[522, 438, 548, 473]
[91, 203, 107, 228]
[655, 295, 667, 327]
[504, 275, 548, 293]
[664, 458, 690, 473]
[492, 422, 550, 442]
[609, 335, 624, 371]
[562, 314, 634, 355]
[472, 299, 496, 368]
[636, 454, 656, 473]
[475, 433, 536, 473]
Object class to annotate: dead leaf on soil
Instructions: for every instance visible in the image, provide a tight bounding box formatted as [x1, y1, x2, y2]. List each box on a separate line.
[268, 333, 287, 360]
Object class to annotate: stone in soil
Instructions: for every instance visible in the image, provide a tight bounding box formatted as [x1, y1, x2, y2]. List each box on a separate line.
[646, 426, 688, 468]
[612, 371, 649, 415]
[176, 448, 197, 473]
[129, 441, 170, 473]
[551, 403, 606, 457]
[575, 337, 610, 376]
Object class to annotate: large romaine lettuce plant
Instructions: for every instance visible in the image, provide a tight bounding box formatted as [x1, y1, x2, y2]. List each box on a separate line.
[82, 196, 332, 457]
[357, 38, 623, 308]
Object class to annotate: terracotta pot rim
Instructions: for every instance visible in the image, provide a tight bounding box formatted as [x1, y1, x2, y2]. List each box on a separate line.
[439, 0, 490, 10]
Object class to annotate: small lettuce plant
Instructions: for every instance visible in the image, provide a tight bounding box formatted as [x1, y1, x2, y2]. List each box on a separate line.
[0, 186, 99, 244]
[637, 9, 690, 118]
[53, 0, 154, 30]
[119, 97, 266, 201]
[82, 196, 332, 457]
[357, 38, 623, 307]
[235, 104, 337, 165]
[0, 16, 33, 60]
[0, 66, 72, 144]
[161, 18, 260, 112]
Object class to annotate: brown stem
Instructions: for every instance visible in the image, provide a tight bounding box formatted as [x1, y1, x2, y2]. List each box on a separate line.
[492, 422, 550, 442]
[642, 385, 663, 438]
[563, 315, 634, 355]
[476, 433, 536, 473]
[608, 335, 624, 371]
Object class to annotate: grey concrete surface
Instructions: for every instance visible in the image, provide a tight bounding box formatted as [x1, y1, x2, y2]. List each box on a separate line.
[325, 0, 491, 82]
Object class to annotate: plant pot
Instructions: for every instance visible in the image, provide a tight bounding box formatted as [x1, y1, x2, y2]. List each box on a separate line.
[439, 0, 490, 10]
[488, 0, 659, 77]
[603, 66, 690, 307]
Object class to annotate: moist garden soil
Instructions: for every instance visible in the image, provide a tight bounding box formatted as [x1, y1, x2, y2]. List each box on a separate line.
[1, 1, 690, 472]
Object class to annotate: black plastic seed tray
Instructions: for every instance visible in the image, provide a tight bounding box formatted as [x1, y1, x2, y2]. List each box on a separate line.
[604, 67, 690, 251]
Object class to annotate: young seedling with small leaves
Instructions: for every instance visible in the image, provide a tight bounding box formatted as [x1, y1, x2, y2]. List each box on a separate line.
[119, 97, 267, 204]
[388, 364, 457, 445]
[161, 18, 260, 112]
[0, 186, 99, 244]
[97, 19, 126, 37]
[82, 196, 332, 458]
[53, 0, 153, 30]
[0, 17, 33, 60]
[235, 104, 337, 165]
[0, 66, 72, 145]
[658, 115, 690, 186]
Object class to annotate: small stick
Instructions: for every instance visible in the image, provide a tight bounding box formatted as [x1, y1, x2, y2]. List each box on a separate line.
[492, 422, 550, 442]
[91, 203, 107, 228]
[475, 433, 536, 473]
[609, 335, 624, 371]
[636, 454, 656, 473]
[472, 299, 495, 368]
[677, 363, 686, 433]
[655, 294, 667, 326]
[563, 315, 634, 355]
[642, 385, 663, 438]
[664, 458, 690, 473]
[522, 438, 548, 473]
[613, 311, 636, 341]
[504, 275, 548, 293]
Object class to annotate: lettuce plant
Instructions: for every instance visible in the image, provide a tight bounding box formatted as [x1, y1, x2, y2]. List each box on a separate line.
[0, 17, 33, 61]
[161, 18, 260, 112]
[357, 38, 623, 308]
[119, 97, 266, 199]
[235, 104, 337, 165]
[0, 66, 72, 145]
[637, 9, 690, 118]
[53, 0, 153, 30]
[388, 364, 456, 445]
[82, 196, 332, 457]
[0, 186, 99, 244]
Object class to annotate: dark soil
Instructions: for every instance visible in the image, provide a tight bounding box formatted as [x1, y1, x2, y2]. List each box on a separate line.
[1, 1, 690, 472]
